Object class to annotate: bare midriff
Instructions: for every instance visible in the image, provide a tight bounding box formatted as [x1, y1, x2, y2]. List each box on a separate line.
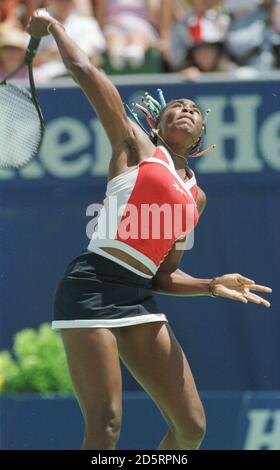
[100, 247, 154, 276]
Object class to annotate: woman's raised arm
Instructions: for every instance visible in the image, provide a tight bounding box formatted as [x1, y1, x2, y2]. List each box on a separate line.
[27, 9, 134, 148]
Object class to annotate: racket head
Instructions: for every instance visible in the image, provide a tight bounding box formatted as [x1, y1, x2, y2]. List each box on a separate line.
[0, 81, 44, 170]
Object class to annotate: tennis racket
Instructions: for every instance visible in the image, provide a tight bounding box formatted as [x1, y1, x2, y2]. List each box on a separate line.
[0, 37, 44, 170]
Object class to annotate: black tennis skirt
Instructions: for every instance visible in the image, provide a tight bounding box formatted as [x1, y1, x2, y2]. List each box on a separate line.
[52, 250, 167, 330]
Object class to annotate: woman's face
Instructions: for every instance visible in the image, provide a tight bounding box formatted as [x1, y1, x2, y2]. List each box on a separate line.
[159, 99, 203, 151]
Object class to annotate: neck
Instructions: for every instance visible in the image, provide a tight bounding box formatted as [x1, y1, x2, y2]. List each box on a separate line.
[168, 149, 189, 170]
[156, 132, 191, 169]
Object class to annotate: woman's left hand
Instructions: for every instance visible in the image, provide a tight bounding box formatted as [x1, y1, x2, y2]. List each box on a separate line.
[209, 273, 272, 307]
[26, 8, 57, 38]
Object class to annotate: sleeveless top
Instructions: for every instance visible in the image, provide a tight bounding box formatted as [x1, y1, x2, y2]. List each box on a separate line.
[88, 146, 199, 278]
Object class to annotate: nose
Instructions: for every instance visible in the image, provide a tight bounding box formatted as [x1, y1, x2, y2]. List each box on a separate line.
[182, 104, 194, 114]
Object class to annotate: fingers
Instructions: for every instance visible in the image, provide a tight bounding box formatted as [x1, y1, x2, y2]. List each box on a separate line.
[237, 274, 255, 285]
[237, 275, 272, 291]
[232, 294, 248, 304]
[215, 285, 271, 307]
[229, 293, 248, 304]
[215, 286, 248, 304]
[26, 8, 52, 38]
[243, 291, 271, 308]
[249, 284, 272, 293]
[34, 8, 48, 17]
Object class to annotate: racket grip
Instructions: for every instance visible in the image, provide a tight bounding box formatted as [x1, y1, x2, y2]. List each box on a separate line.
[25, 37, 41, 64]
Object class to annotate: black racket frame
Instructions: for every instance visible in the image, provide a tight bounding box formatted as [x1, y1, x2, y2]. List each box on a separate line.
[0, 38, 45, 168]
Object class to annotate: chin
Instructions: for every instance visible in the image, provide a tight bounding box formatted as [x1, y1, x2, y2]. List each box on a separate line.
[175, 125, 194, 142]
[165, 124, 194, 146]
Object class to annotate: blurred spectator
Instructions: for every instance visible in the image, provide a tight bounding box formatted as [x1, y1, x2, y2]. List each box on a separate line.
[20, 0, 38, 27]
[224, 0, 275, 71]
[0, 1, 38, 28]
[270, 0, 280, 67]
[167, 0, 233, 78]
[33, 0, 106, 80]
[93, 0, 162, 70]
[0, 23, 28, 78]
[72, 0, 93, 16]
[0, 0, 22, 27]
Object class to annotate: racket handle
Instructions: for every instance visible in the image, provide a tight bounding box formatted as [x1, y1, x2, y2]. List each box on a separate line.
[25, 37, 41, 64]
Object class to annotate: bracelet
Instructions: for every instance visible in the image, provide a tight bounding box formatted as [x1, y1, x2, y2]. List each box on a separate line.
[208, 279, 217, 297]
[47, 21, 65, 35]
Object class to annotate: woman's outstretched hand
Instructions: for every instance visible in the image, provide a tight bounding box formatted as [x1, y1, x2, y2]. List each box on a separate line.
[209, 274, 272, 307]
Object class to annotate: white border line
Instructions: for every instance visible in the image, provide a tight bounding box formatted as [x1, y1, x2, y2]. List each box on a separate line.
[52, 313, 168, 330]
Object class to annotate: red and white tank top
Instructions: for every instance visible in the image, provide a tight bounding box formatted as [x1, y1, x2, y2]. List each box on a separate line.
[88, 146, 199, 278]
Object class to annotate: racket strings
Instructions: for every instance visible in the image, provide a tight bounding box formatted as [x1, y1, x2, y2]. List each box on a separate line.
[0, 83, 42, 169]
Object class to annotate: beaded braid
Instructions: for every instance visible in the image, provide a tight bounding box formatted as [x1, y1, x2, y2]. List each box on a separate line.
[125, 89, 216, 158]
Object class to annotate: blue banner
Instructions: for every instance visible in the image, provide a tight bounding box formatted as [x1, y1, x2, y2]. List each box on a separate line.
[0, 77, 279, 391]
[1, 391, 279, 449]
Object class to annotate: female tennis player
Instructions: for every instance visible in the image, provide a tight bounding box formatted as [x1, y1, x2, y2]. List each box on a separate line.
[28, 9, 272, 451]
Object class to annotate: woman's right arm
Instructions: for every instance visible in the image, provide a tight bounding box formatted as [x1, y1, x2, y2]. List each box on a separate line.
[27, 10, 134, 149]
[152, 242, 272, 307]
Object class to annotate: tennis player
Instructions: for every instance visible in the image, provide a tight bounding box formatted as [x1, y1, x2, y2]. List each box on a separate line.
[28, 9, 272, 451]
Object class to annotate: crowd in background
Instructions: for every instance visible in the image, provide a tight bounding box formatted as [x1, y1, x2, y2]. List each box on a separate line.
[0, 0, 280, 81]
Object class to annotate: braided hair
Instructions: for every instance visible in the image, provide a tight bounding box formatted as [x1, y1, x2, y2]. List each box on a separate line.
[125, 89, 216, 159]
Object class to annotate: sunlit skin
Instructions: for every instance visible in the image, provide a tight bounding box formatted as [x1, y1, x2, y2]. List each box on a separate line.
[157, 99, 203, 171]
